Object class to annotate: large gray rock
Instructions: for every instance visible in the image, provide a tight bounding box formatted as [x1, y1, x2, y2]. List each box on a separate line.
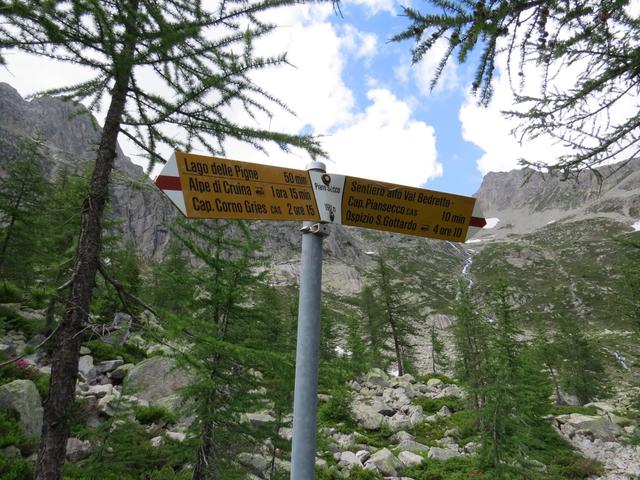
[556, 414, 622, 440]
[428, 447, 463, 461]
[364, 369, 390, 388]
[0, 379, 43, 438]
[398, 439, 430, 453]
[353, 402, 385, 430]
[386, 412, 412, 432]
[78, 355, 96, 383]
[237, 452, 270, 475]
[399, 450, 424, 467]
[365, 448, 402, 476]
[66, 437, 92, 462]
[125, 357, 193, 409]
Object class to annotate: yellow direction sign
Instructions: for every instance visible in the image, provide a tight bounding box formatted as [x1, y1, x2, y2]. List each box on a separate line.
[342, 176, 479, 242]
[155, 151, 486, 242]
[156, 151, 320, 222]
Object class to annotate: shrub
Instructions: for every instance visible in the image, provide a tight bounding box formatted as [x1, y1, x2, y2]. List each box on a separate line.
[413, 396, 465, 415]
[84, 340, 146, 364]
[0, 410, 38, 454]
[0, 305, 46, 338]
[134, 405, 176, 426]
[318, 385, 352, 425]
[0, 281, 22, 303]
[34, 373, 50, 400]
[0, 455, 33, 480]
[25, 284, 52, 309]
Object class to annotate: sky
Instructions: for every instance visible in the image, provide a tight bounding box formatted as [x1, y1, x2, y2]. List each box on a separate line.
[0, 0, 595, 196]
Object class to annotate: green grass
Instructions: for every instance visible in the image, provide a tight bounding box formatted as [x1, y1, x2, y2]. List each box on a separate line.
[0, 281, 22, 303]
[134, 405, 176, 426]
[549, 405, 598, 416]
[412, 396, 466, 415]
[0, 454, 33, 480]
[84, 340, 146, 365]
[0, 410, 38, 455]
[0, 305, 46, 338]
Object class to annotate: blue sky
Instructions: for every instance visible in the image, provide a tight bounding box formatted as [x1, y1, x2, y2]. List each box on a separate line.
[0, 0, 544, 197]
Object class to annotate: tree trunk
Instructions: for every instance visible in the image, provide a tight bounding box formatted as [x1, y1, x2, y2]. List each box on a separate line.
[34, 32, 136, 480]
[193, 419, 215, 480]
[0, 182, 25, 274]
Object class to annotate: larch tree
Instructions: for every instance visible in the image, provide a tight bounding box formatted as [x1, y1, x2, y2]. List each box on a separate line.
[392, 0, 640, 177]
[0, 2, 326, 479]
[369, 253, 417, 376]
[0, 136, 49, 281]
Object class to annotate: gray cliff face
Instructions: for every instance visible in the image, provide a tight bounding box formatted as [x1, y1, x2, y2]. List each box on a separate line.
[474, 159, 640, 239]
[0, 82, 176, 258]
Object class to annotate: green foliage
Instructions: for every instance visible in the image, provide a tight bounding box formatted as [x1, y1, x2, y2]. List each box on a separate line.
[318, 385, 353, 425]
[0, 305, 46, 338]
[366, 252, 418, 376]
[63, 422, 191, 480]
[549, 405, 599, 416]
[554, 314, 608, 404]
[134, 405, 176, 426]
[404, 456, 486, 480]
[0, 410, 38, 454]
[0, 281, 22, 303]
[0, 136, 50, 283]
[83, 340, 145, 365]
[0, 454, 33, 480]
[391, 0, 640, 173]
[34, 373, 50, 400]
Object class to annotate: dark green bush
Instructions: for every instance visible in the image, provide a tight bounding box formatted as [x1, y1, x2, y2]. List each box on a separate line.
[413, 395, 465, 415]
[0, 281, 22, 303]
[318, 385, 353, 425]
[0, 305, 46, 338]
[0, 410, 38, 454]
[0, 454, 33, 480]
[84, 340, 146, 364]
[134, 405, 176, 426]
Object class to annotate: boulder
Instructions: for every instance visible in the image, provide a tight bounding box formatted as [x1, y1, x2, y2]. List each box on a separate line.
[242, 411, 275, 427]
[386, 412, 412, 432]
[436, 405, 452, 418]
[365, 448, 402, 477]
[399, 450, 424, 467]
[426, 378, 443, 388]
[84, 384, 113, 398]
[165, 431, 186, 442]
[339, 451, 362, 467]
[364, 369, 390, 388]
[109, 363, 134, 381]
[353, 402, 385, 430]
[78, 355, 96, 383]
[355, 450, 371, 463]
[436, 385, 465, 399]
[391, 431, 415, 444]
[556, 414, 622, 440]
[125, 357, 193, 410]
[278, 427, 293, 441]
[0, 379, 43, 438]
[398, 439, 430, 454]
[95, 359, 124, 375]
[237, 452, 270, 475]
[332, 432, 356, 450]
[66, 437, 92, 462]
[428, 447, 463, 461]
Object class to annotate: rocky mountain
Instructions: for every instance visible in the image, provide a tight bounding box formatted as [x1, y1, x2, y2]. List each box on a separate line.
[474, 159, 640, 240]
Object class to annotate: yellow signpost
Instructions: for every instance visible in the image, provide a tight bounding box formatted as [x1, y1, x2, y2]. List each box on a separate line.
[155, 151, 487, 480]
[156, 151, 486, 242]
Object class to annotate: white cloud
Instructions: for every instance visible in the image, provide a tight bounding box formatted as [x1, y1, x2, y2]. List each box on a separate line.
[323, 88, 442, 186]
[343, 0, 397, 15]
[413, 39, 459, 95]
[341, 25, 378, 60]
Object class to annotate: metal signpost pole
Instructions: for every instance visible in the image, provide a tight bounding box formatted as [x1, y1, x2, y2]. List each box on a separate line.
[290, 161, 328, 480]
